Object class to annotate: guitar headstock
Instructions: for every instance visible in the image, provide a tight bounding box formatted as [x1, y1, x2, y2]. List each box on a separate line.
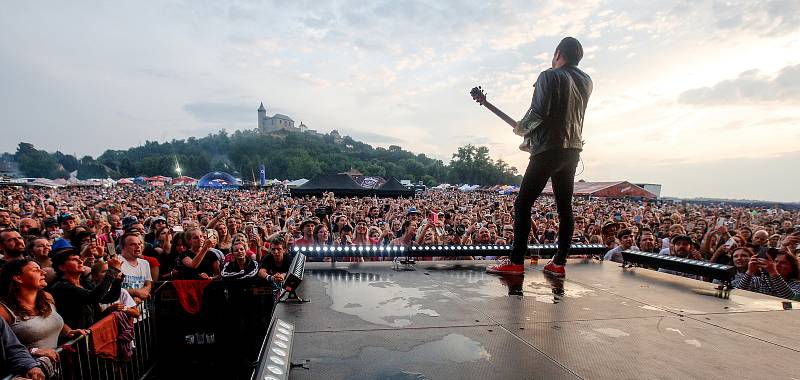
[470, 86, 486, 106]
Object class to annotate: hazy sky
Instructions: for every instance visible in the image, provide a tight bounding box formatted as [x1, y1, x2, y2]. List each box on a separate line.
[1, 1, 799, 201]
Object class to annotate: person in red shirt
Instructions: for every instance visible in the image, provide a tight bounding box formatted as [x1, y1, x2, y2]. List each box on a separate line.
[293, 220, 317, 247]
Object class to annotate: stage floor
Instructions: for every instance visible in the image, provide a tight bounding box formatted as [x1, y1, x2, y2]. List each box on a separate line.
[275, 259, 799, 379]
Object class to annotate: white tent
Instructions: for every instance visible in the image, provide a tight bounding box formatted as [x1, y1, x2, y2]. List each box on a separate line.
[286, 178, 309, 188]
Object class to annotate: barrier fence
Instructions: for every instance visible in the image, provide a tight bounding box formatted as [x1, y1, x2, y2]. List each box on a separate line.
[2, 300, 157, 380]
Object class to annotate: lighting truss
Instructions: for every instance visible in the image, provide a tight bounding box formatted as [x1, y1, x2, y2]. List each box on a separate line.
[291, 243, 607, 259]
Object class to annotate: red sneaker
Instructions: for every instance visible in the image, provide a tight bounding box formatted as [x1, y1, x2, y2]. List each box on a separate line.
[487, 259, 525, 275]
[543, 261, 566, 277]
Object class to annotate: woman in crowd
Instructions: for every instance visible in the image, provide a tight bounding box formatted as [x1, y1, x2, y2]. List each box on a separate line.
[709, 235, 745, 266]
[313, 224, 332, 246]
[729, 247, 754, 287]
[736, 250, 800, 300]
[177, 228, 220, 280]
[221, 241, 259, 280]
[27, 237, 54, 284]
[48, 250, 124, 329]
[214, 222, 232, 254]
[204, 229, 226, 264]
[0, 259, 88, 374]
[352, 220, 371, 245]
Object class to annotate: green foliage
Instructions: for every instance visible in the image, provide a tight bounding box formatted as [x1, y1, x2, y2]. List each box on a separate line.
[6, 132, 522, 185]
[15, 143, 66, 178]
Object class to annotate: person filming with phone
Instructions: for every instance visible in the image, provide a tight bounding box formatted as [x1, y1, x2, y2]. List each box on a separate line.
[736, 248, 800, 300]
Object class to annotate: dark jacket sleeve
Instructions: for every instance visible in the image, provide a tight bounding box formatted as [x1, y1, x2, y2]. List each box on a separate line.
[0, 317, 38, 375]
[515, 70, 553, 137]
[56, 267, 121, 304]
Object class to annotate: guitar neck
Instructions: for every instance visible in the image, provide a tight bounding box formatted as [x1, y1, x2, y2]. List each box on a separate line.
[482, 101, 517, 129]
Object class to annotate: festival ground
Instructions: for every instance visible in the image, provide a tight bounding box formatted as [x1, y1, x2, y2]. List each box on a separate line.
[274, 259, 800, 379]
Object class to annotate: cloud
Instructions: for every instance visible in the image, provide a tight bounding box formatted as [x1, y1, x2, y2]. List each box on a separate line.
[678, 64, 800, 105]
[338, 129, 404, 144]
[183, 102, 255, 123]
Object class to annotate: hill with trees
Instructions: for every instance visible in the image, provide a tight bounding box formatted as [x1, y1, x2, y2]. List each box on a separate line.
[3, 129, 522, 186]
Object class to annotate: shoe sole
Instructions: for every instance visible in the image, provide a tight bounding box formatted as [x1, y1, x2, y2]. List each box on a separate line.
[543, 269, 565, 278]
[486, 269, 524, 275]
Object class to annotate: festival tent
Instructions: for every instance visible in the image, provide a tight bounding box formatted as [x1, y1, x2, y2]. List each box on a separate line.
[458, 184, 479, 192]
[375, 177, 415, 197]
[286, 178, 309, 188]
[542, 180, 656, 199]
[116, 178, 134, 185]
[196, 172, 241, 189]
[291, 174, 414, 197]
[172, 176, 197, 186]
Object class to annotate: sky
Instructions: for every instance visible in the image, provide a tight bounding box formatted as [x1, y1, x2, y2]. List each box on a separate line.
[1, 0, 799, 202]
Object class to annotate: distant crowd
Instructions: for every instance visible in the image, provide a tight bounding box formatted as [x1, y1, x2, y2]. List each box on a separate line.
[0, 184, 798, 378]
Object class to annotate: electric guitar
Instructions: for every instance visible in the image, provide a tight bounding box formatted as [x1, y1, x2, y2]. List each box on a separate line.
[469, 86, 517, 129]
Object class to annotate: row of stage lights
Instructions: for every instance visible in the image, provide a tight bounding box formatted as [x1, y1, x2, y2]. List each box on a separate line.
[255, 319, 296, 380]
[291, 244, 606, 257]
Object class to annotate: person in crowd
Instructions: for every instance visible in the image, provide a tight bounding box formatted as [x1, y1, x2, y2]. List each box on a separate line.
[0, 316, 43, 380]
[17, 219, 39, 237]
[736, 250, 800, 300]
[214, 222, 232, 254]
[603, 228, 639, 263]
[0, 229, 27, 267]
[313, 224, 331, 246]
[177, 228, 219, 279]
[390, 221, 418, 246]
[27, 238, 54, 284]
[294, 220, 316, 246]
[58, 214, 77, 235]
[0, 259, 88, 370]
[750, 230, 769, 254]
[258, 236, 291, 285]
[48, 250, 123, 329]
[118, 233, 153, 301]
[729, 247, 754, 288]
[221, 241, 259, 280]
[638, 230, 659, 253]
[89, 261, 140, 318]
[0, 210, 12, 230]
[657, 236, 704, 280]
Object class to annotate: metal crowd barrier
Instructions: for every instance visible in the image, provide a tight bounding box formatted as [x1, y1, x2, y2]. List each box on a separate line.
[2, 300, 158, 380]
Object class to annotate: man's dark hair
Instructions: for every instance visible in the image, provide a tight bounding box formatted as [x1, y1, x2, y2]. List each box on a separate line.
[120, 232, 141, 247]
[51, 249, 80, 276]
[556, 37, 584, 65]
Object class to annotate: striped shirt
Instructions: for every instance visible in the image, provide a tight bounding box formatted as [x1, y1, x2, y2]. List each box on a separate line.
[736, 273, 800, 300]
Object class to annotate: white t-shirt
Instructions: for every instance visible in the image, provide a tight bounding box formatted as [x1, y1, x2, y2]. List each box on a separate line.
[121, 258, 152, 291]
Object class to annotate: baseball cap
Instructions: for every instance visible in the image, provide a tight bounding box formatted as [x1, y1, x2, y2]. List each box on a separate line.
[121, 215, 139, 230]
[57, 213, 76, 224]
[671, 235, 693, 245]
[407, 207, 420, 216]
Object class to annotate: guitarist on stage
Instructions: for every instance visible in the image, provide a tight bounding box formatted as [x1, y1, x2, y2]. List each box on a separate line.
[486, 37, 592, 277]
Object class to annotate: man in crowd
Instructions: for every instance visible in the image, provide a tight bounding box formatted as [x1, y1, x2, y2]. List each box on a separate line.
[119, 232, 153, 301]
[17, 218, 39, 236]
[0, 229, 26, 266]
[0, 209, 11, 229]
[603, 228, 639, 263]
[638, 230, 659, 253]
[657, 235, 704, 279]
[59, 213, 77, 234]
[294, 220, 316, 246]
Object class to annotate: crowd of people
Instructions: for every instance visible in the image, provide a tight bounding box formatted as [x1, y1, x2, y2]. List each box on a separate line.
[0, 184, 798, 378]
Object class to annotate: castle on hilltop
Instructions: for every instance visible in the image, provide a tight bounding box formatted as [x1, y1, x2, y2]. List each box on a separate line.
[257, 102, 307, 133]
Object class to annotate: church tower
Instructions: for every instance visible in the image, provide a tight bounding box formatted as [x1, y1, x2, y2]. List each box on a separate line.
[257, 102, 266, 131]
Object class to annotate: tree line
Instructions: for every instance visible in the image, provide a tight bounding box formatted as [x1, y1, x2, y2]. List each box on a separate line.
[3, 130, 522, 186]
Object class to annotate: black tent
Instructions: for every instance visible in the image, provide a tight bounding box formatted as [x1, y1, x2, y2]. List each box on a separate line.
[376, 177, 414, 197]
[291, 174, 414, 198]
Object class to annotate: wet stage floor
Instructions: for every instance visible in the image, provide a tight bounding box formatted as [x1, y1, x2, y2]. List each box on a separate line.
[275, 259, 800, 379]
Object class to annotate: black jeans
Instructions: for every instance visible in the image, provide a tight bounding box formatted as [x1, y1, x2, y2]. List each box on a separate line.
[511, 148, 580, 265]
